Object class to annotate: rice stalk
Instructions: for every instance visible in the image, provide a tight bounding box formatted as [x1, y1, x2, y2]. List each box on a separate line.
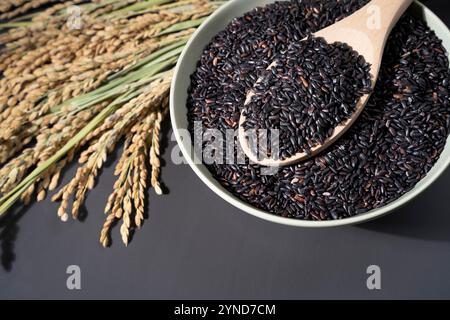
[0, 0, 221, 246]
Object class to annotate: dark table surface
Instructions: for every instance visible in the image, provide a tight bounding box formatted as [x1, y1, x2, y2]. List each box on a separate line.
[1, 0, 450, 300]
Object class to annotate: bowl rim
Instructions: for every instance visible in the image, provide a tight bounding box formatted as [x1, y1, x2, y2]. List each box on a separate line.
[170, 0, 450, 227]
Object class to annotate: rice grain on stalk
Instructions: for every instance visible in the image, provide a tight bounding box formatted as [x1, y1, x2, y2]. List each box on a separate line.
[0, 0, 221, 246]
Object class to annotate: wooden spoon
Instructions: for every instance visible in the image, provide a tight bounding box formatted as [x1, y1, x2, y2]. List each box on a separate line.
[238, 0, 412, 167]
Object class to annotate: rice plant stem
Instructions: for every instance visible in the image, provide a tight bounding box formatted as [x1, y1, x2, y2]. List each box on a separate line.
[0, 100, 121, 215]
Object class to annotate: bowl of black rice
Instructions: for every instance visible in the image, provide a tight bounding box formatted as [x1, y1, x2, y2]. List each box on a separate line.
[170, 0, 450, 227]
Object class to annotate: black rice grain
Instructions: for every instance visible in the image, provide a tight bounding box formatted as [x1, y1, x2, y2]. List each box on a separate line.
[187, 0, 450, 220]
[242, 35, 372, 158]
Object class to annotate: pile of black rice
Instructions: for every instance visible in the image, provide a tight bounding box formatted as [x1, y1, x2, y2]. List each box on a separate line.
[187, 0, 450, 220]
[242, 35, 372, 159]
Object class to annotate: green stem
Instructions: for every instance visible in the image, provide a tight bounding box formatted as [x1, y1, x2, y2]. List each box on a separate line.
[50, 43, 182, 114]
[156, 17, 207, 36]
[108, 38, 186, 81]
[0, 21, 33, 29]
[104, 0, 174, 18]
[0, 103, 118, 215]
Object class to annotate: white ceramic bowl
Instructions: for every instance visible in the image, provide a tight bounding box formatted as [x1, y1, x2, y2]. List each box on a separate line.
[170, 0, 450, 227]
